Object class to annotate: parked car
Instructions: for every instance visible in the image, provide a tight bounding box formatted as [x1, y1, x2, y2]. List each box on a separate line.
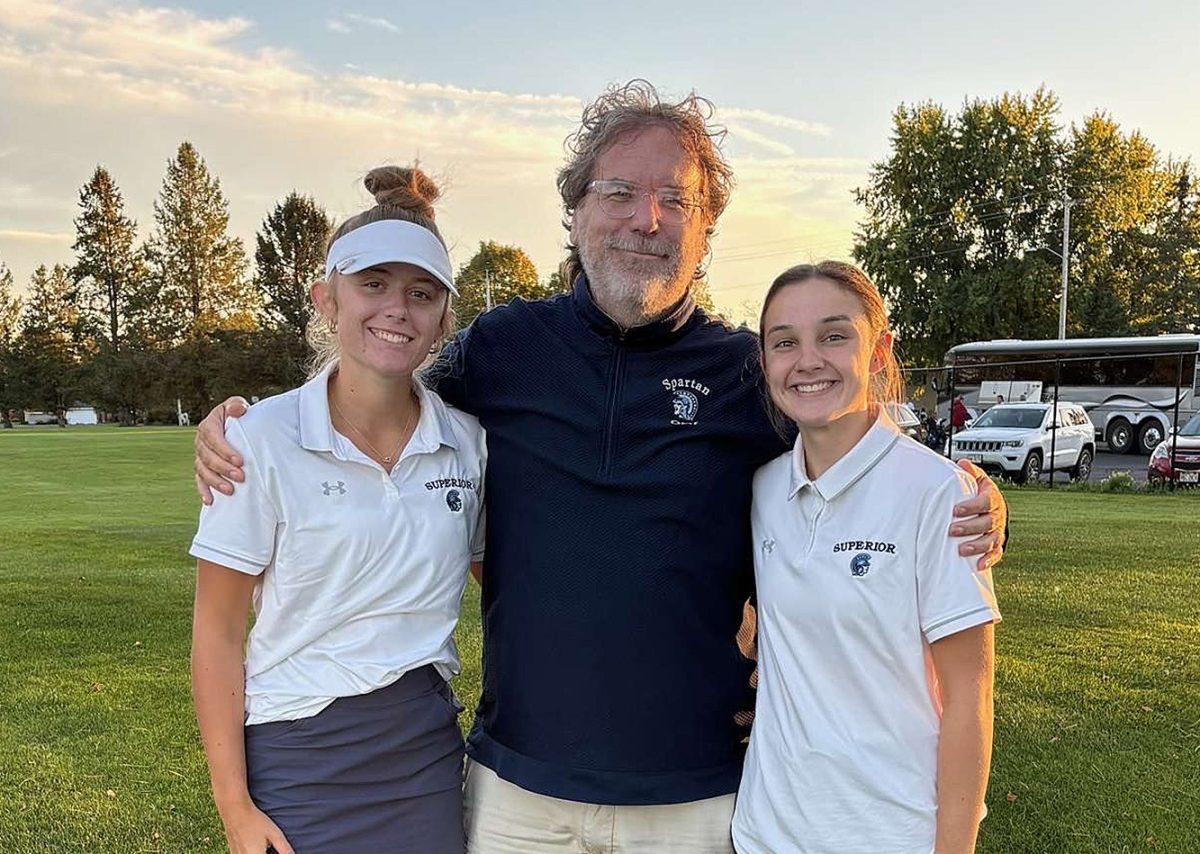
[885, 402, 923, 440]
[1148, 413, 1200, 486]
[949, 402, 1095, 483]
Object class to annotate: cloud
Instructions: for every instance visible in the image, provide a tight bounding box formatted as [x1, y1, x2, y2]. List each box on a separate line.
[723, 108, 832, 137]
[0, 0, 856, 314]
[725, 124, 797, 158]
[345, 12, 401, 33]
[326, 13, 400, 34]
[0, 229, 72, 243]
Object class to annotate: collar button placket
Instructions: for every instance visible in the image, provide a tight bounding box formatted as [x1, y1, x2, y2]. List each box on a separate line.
[804, 496, 826, 559]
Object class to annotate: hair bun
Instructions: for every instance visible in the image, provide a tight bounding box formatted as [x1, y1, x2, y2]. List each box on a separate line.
[363, 165, 440, 219]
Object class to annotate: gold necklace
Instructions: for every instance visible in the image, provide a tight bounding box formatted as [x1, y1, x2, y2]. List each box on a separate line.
[329, 390, 419, 465]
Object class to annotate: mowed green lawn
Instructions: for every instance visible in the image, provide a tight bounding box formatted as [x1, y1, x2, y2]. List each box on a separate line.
[0, 426, 1197, 852]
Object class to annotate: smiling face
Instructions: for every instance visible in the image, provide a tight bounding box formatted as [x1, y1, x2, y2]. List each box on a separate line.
[761, 277, 892, 430]
[311, 261, 449, 381]
[570, 124, 709, 326]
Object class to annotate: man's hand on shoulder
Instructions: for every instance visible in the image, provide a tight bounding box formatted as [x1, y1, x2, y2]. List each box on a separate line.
[194, 397, 250, 505]
[949, 460, 1008, 571]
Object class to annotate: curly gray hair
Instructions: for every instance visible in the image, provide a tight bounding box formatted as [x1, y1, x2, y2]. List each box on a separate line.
[556, 80, 735, 286]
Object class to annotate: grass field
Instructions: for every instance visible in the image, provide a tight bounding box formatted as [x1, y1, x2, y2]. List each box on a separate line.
[1, 425, 1197, 852]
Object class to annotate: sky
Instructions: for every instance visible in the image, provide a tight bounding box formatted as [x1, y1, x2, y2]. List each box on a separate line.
[2, 0, 1198, 322]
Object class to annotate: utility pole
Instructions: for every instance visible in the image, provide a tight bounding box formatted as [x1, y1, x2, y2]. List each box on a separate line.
[1058, 193, 1072, 339]
[485, 270, 493, 312]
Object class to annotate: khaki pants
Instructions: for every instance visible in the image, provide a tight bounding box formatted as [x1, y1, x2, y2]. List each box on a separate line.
[464, 759, 736, 854]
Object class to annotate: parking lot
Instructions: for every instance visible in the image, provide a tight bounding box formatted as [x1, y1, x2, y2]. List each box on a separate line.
[1061, 449, 1147, 483]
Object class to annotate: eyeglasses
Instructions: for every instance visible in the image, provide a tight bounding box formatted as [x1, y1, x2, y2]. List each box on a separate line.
[586, 180, 701, 224]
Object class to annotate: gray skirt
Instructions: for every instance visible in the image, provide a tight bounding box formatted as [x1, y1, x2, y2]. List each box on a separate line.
[245, 665, 466, 854]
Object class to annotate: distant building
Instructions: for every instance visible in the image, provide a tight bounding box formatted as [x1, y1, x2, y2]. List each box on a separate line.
[65, 406, 99, 426]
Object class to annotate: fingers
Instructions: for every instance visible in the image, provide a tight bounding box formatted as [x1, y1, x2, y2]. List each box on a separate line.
[977, 540, 1003, 572]
[193, 398, 248, 503]
[195, 472, 215, 507]
[949, 510, 992, 538]
[267, 825, 295, 854]
[955, 457, 985, 484]
[957, 530, 998, 560]
[197, 405, 245, 469]
[195, 443, 239, 499]
[226, 397, 249, 418]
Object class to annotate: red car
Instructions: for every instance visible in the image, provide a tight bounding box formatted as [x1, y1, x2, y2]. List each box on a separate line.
[1148, 413, 1200, 486]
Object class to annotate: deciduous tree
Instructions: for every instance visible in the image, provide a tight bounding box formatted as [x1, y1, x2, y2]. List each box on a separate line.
[854, 90, 1200, 361]
[255, 192, 330, 339]
[454, 241, 550, 328]
[853, 89, 1065, 366]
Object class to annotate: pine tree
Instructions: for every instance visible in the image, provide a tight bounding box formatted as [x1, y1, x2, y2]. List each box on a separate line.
[0, 263, 21, 426]
[71, 166, 145, 350]
[255, 192, 331, 339]
[0, 263, 19, 347]
[144, 142, 256, 339]
[14, 265, 82, 420]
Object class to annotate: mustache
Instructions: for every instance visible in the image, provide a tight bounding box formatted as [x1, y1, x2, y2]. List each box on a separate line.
[605, 237, 675, 259]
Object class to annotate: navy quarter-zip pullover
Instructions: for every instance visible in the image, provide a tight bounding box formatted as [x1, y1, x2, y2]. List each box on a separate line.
[431, 276, 786, 805]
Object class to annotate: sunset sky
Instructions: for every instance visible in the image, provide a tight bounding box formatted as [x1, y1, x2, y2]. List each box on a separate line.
[2, 0, 1198, 322]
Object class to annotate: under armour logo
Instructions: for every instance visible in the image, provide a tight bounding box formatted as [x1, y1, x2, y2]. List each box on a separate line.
[762, 537, 776, 555]
[322, 481, 346, 495]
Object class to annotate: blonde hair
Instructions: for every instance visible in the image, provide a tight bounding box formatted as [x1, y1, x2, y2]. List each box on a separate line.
[758, 261, 903, 428]
[307, 165, 455, 377]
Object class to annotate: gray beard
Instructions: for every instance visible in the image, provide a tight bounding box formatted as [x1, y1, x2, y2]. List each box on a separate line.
[580, 244, 692, 329]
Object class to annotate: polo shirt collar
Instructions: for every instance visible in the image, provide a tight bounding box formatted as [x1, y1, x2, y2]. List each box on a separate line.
[571, 274, 696, 343]
[298, 360, 459, 459]
[788, 409, 901, 501]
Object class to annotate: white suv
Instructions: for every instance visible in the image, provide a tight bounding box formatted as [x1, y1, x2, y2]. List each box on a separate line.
[949, 402, 1095, 483]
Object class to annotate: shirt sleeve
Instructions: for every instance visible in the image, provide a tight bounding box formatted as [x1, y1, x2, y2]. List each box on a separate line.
[470, 504, 486, 562]
[424, 329, 471, 412]
[916, 470, 1001, 643]
[469, 428, 487, 561]
[189, 418, 280, 576]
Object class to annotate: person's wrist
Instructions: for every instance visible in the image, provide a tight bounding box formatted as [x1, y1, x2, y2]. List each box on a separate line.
[212, 786, 254, 817]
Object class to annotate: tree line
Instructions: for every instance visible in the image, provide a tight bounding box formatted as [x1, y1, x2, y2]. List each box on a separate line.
[0, 143, 563, 426]
[854, 88, 1200, 367]
[5, 89, 1193, 424]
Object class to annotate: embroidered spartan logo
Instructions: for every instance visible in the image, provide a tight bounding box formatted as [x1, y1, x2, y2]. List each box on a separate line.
[850, 552, 872, 577]
[672, 390, 699, 423]
[662, 378, 710, 425]
[322, 480, 346, 496]
[445, 489, 463, 513]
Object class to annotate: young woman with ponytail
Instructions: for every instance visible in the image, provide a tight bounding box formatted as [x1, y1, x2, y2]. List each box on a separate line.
[732, 261, 1001, 854]
[189, 166, 483, 854]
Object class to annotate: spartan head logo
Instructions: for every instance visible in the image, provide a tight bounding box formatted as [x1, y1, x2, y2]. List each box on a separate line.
[850, 552, 871, 577]
[672, 389, 699, 422]
[446, 489, 463, 513]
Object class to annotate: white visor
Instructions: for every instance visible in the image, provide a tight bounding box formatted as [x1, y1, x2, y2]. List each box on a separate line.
[325, 219, 457, 295]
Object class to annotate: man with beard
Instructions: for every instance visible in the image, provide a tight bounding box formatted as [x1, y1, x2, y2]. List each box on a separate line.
[194, 80, 1006, 853]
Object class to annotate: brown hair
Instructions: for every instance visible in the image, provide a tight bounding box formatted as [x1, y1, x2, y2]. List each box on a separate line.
[556, 79, 735, 285]
[759, 261, 904, 422]
[307, 165, 455, 376]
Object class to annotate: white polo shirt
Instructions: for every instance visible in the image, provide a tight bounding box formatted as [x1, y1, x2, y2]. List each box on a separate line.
[189, 362, 486, 726]
[732, 413, 1000, 854]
